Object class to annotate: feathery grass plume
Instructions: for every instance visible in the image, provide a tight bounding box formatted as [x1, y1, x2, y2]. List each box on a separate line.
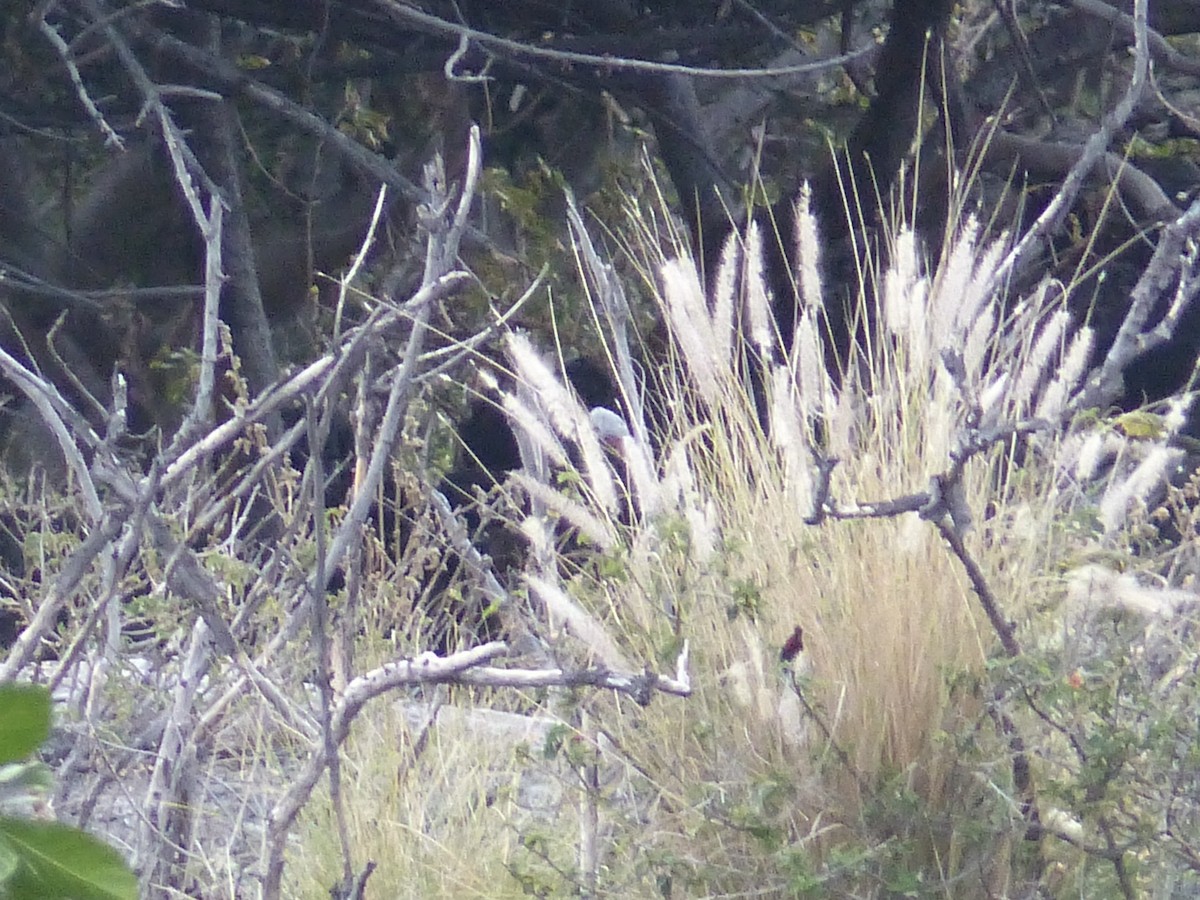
[516, 504, 552, 561]
[825, 386, 859, 459]
[1011, 305, 1069, 417]
[1057, 324, 1095, 398]
[881, 229, 914, 340]
[538, 153, 1129, 894]
[894, 219, 1008, 406]
[1086, 395, 1195, 533]
[1099, 444, 1184, 533]
[710, 232, 739, 366]
[1162, 394, 1192, 434]
[977, 373, 1009, 429]
[985, 291, 1031, 387]
[1071, 429, 1121, 482]
[505, 331, 619, 514]
[962, 301, 997, 394]
[924, 374, 957, 464]
[959, 229, 1009, 329]
[930, 217, 980, 341]
[860, 224, 953, 463]
[500, 393, 570, 470]
[793, 183, 823, 313]
[1035, 324, 1093, 421]
[503, 332, 590, 435]
[951, 221, 1010, 382]
[684, 494, 719, 566]
[628, 442, 662, 519]
[509, 472, 618, 553]
[1067, 564, 1198, 620]
[721, 623, 807, 750]
[657, 439, 719, 564]
[526, 574, 634, 671]
[792, 306, 833, 421]
[742, 220, 775, 358]
[881, 228, 931, 370]
[660, 258, 724, 410]
[602, 419, 661, 522]
[769, 366, 811, 495]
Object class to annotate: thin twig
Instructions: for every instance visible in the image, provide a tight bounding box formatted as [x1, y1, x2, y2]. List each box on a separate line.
[161, 272, 470, 484]
[305, 401, 355, 895]
[320, 129, 480, 590]
[933, 517, 1021, 658]
[35, 12, 124, 148]
[0, 344, 101, 518]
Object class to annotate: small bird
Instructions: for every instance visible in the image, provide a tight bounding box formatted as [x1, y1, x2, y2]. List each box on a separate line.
[779, 625, 805, 664]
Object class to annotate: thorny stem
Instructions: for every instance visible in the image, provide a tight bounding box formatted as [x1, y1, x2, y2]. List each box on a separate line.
[932, 517, 1020, 658]
[305, 402, 356, 896]
[786, 670, 870, 795]
[931, 514, 1040, 846]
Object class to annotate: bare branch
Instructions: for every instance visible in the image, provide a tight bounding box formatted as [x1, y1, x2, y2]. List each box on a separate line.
[161, 271, 471, 483]
[372, 0, 875, 81]
[1076, 193, 1200, 411]
[996, 0, 1153, 285]
[35, 11, 124, 148]
[1071, 0, 1200, 76]
[0, 344, 101, 518]
[321, 127, 481, 589]
[0, 514, 122, 681]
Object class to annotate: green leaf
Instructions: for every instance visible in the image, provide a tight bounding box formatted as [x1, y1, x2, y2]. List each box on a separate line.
[1114, 410, 1165, 440]
[0, 818, 136, 900]
[235, 54, 272, 70]
[0, 685, 51, 764]
[0, 833, 19, 883]
[0, 760, 54, 798]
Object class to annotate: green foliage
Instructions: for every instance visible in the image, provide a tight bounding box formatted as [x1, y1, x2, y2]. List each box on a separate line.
[1127, 134, 1200, 161]
[1112, 409, 1168, 440]
[0, 686, 49, 762]
[994, 559, 1200, 897]
[147, 345, 201, 417]
[0, 685, 136, 900]
[337, 81, 391, 150]
[0, 820, 137, 900]
[726, 577, 764, 621]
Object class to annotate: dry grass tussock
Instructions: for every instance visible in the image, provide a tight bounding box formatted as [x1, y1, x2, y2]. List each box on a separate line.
[287, 697, 559, 899]
[571, 193, 1066, 889]
[294, 177, 1165, 895]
